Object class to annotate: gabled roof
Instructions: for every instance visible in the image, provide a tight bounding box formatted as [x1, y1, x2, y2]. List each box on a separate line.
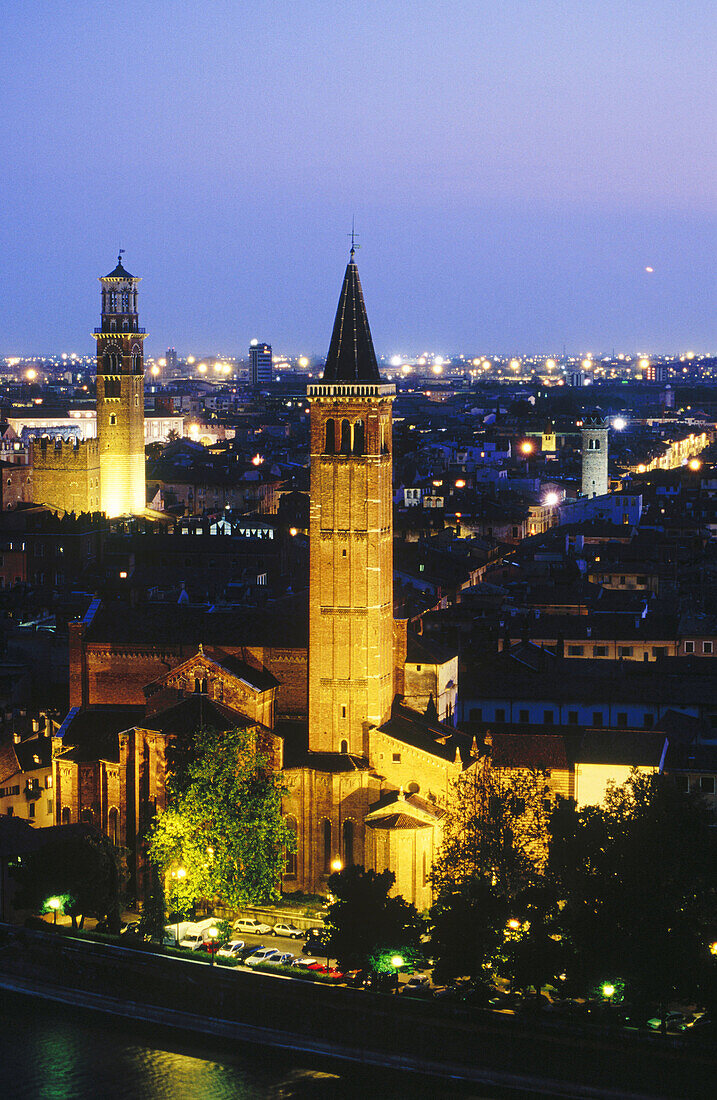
[322, 254, 382, 383]
[146, 694, 254, 736]
[144, 648, 278, 699]
[365, 789, 445, 830]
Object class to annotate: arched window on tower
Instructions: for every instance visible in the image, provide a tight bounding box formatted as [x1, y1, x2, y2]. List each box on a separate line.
[121, 291, 130, 311]
[322, 819, 332, 873]
[81, 808, 93, 825]
[61, 807, 71, 825]
[108, 807, 119, 846]
[340, 419, 352, 455]
[284, 815, 298, 877]
[342, 820, 354, 867]
[352, 419, 365, 455]
[324, 418, 335, 454]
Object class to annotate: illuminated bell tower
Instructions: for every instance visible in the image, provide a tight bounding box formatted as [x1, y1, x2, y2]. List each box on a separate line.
[308, 249, 395, 755]
[93, 253, 146, 516]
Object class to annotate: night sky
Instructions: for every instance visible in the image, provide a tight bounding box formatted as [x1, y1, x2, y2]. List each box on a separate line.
[1, 0, 714, 356]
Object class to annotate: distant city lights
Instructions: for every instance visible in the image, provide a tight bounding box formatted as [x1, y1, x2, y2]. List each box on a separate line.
[544, 492, 560, 507]
[612, 417, 627, 430]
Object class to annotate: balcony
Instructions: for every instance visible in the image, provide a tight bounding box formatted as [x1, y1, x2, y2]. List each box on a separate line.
[93, 327, 146, 334]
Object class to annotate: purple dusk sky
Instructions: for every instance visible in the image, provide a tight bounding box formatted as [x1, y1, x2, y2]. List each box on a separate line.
[1, 0, 714, 357]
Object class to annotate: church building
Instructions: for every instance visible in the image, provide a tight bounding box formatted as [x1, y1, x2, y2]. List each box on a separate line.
[56, 252, 470, 909]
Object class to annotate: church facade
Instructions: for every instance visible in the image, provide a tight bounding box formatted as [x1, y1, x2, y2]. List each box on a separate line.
[57, 253, 469, 910]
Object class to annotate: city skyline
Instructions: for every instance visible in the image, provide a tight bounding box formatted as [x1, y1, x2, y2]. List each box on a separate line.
[1, 1, 715, 355]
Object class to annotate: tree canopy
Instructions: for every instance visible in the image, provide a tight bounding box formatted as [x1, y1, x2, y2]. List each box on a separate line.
[324, 865, 423, 973]
[13, 828, 121, 930]
[147, 725, 294, 909]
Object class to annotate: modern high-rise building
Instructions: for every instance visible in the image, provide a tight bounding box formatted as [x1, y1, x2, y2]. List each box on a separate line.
[249, 341, 273, 386]
[165, 347, 177, 373]
[94, 254, 147, 516]
[581, 414, 609, 498]
[307, 247, 396, 756]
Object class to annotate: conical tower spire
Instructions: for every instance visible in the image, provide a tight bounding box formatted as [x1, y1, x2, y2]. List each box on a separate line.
[323, 252, 382, 383]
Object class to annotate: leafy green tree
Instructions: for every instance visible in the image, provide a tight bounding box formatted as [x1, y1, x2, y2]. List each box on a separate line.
[497, 885, 566, 997]
[430, 875, 508, 985]
[13, 829, 121, 930]
[147, 725, 294, 908]
[324, 865, 423, 974]
[434, 756, 552, 900]
[549, 772, 717, 1010]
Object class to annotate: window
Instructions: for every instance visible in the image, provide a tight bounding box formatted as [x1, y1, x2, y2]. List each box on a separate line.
[47, 800, 53, 815]
[568, 711, 578, 725]
[45, 775, 52, 789]
[469, 708, 482, 721]
[108, 807, 119, 846]
[674, 775, 689, 792]
[353, 420, 365, 455]
[392, 752, 401, 763]
[61, 807, 71, 825]
[495, 708, 506, 722]
[700, 777, 715, 794]
[340, 419, 352, 455]
[567, 645, 584, 656]
[704, 642, 713, 655]
[284, 816, 298, 876]
[618, 646, 633, 658]
[519, 709, 529, 723]
[342, 820, 354, 866]
[593, 645, 608, 657]
[543, 710, 554, 725]
[416, 665, 422, 672]
[6, 807, 12, 817]
[592, 712, 603, 727]
[617, 712, 628, 727]
[322, 820, 332, 873]
[340, 739, 348, 754]
[684, 641, 695, 654]
[324, 418, 335, 454]
[652, 647, 666, 658]
[109, 414, 117, 426]
[341, 706, 346, 718]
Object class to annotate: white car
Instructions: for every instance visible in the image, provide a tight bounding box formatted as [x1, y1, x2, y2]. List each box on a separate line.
[291, 957, 317, 969]
[272, 923, 304, 939]
[233, 917, 272, 936]
[179, 931, 206, 951]
[216, 940, 245, 959]
[245, 947, 281, 967]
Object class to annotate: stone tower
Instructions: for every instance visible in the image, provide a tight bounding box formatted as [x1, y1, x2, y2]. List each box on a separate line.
[93, 254, 146, 517]
[581, 414, 609, 498]
[308, 250, 395, 755]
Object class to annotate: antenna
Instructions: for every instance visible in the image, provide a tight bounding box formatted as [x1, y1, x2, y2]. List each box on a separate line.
[118, 247, 125, 265]
[348, 217, 360, 260]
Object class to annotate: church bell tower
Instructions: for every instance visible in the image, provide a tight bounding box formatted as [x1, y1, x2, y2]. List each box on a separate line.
[308, 250, 395, 755]
[93, 253, 146, 517]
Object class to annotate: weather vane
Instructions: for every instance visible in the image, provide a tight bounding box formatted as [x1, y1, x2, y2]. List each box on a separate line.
[348, 217, 360, 260]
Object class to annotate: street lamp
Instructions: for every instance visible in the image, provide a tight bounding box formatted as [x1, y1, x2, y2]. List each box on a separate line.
[601, 983, 616, 1001]
[208, 926, 218, 966]
[170, 867, 186, 946]
[330, 857, 343, 873]
[391, 955, 404, 995]
[47, 896, 61, 925]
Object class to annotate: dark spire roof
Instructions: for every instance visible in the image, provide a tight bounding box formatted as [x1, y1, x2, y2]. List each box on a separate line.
[104, 251, 134, 279]
[322, 251, 382, 383]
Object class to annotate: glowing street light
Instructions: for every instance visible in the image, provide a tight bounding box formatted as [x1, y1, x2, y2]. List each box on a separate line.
[612, 417, 627, 430]
[506, 918, 521, 931]
[26, 369, 37, 381]
[520, 441, 534, 456]
[544, 492, 560, 507]
[47, 896, 62, 925]
[150, 365, 161, 377]
[330, 857, 343, 873]
[601, 983, 616, 1000]
[688, 458, 702, 471]
[208, 925, 218, 966]
[298, 356, 309, 369]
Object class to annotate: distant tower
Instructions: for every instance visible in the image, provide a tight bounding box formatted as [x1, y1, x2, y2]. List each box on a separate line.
[250, 341, 273, 387]
[165, 347, 177, 373]
[93, 254, 146, 517]
[307, 251, 395, 755]
[581, 414, 609, 498]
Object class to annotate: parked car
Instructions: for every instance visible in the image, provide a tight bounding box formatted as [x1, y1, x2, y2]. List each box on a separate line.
[271, 923, 304, 939]
[399, 976, 432, 997]
[292, 957, 318, 969]
[233, 917, 272, 936]
[216, 940, 245, 960]
[245, 947, 281, 967]
[263, 952, 296, 966]
[302, 930, 328, 955]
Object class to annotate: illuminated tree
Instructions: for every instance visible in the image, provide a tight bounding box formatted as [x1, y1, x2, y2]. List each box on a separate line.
[147, 726, 295, 909]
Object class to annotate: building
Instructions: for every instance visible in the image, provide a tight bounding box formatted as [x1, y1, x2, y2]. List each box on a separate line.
[250, 342, 273, 387]
[166, 347, 178, 372]
[26, 256, 153, 517]
[581, 414, 609, 498]
[94, 254, 147, 516]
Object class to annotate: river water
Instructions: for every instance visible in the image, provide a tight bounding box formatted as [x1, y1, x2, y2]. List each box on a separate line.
[0, 991, 492, 1099]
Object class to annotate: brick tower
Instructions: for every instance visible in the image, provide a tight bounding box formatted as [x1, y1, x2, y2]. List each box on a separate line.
[93, 253, 146, 517]
[307, 249, 396, 755]
[581, 413, 609, 498]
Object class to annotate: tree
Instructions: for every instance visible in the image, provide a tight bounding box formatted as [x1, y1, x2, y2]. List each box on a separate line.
[147, 725, 295, 908]
[430, 875, 508, 985]
[549, 772, 717, 1010]
[13, 828, 121, 930]
[324, 865, 423, 974]
[433, 756, 552, 900]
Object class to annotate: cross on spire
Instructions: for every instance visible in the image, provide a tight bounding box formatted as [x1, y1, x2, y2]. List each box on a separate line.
[348, 218, 360, 262]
